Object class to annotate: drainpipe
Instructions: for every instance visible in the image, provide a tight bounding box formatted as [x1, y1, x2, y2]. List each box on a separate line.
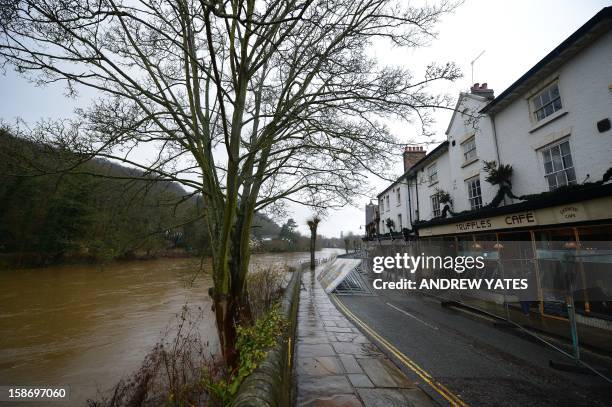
[490, 113, 501, 164]
[415, 173, 420, 222]
[490, 112, 507, 205]
[406, 176, 413, 226]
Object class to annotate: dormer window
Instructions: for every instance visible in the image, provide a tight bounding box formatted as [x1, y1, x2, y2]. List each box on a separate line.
[531, 82, 562, 122]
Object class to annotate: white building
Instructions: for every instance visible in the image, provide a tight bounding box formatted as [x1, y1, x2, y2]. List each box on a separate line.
[373, 6, 612, 236]
[376, 147, 420, 235]
[368, 6, 612, 348]
[483, 18, 612, 198]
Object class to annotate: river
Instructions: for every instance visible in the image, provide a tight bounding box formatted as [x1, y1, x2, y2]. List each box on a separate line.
[0, 248, 342, 405]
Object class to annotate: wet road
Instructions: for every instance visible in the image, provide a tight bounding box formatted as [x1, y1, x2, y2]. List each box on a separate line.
[336, 289, 612, 406]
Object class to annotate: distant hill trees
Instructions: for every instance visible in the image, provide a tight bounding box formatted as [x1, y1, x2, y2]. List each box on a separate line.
[0, 131, 280, 267]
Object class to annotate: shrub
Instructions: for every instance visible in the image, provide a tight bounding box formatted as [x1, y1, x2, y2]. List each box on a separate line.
[483, 160, 513, 186]
[89, 270, 289, 407]
[246, 266, 286, 320]
[87, 305, 221, 407]
[202, 303, 288, 404]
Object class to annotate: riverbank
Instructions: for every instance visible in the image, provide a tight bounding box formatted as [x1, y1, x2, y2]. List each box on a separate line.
[0, 245, 339, 270]
[0, 248, 193, 270]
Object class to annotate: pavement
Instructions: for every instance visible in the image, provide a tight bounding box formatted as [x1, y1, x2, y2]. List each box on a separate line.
[294, 269, 436, 406]
[336, 282, 612, 407]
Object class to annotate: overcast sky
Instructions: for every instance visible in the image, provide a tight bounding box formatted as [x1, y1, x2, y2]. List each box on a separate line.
[1, 0, 609, 238]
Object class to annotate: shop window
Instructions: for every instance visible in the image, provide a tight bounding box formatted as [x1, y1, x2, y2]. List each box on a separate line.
[574, 225, 612, 320]
[535, 228, 577, 317]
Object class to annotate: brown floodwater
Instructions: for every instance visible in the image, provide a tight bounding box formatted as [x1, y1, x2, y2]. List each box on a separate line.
[0, 249, 342, 406]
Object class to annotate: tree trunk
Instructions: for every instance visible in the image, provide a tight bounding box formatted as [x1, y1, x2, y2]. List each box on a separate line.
[308, 219, 319, 271]
[213, 293, 239, 368]
[309, 229, 316, 271]
[210, 211, 254, 370]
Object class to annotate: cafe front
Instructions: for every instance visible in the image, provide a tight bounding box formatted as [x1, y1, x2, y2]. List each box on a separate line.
[413, 185, 612, 351]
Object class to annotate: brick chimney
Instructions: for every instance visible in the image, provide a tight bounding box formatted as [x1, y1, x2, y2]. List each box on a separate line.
[470, 82, 494, 99]
[403, 146, 426, 172]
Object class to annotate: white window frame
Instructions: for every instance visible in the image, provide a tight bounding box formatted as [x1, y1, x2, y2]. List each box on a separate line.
[541, 140, 576, 190]
[431, 194, 441, 217]
[466, 176, 483, 210]
[386, 195, 390, 212]
[397, 214, 402, 230]
[462, 137, 477, 163]
[427, 163, 438, 184]
[531, 82, 562, 122]
[396, 188, 401, 206]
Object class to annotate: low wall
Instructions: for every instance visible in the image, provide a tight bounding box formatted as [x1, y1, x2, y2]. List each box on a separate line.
[231, 269, 301, 407]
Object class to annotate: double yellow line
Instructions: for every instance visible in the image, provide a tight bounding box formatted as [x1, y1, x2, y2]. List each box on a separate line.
[332, 295, 469, 407]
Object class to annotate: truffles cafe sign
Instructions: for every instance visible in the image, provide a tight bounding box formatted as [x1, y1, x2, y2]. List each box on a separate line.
[419, 211, 538, 236]
[454, 211, 538, 232]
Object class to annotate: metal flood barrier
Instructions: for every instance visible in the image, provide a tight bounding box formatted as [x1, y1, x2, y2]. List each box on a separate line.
[364, 238, 612, 383]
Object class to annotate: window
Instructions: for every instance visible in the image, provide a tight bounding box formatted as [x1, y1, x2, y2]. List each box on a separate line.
[431, 194, 441, 217]
[466, 177, 482, 210]
[531, 82, 562, 122]
[397, 214, 402, 230]
[396, 188, 401, 205]
[462, 137, 477, 162]
[379, 199, 384, 213]
[385, 195, 390, 211]
[542, 140, 576, 190]
[427, 163, 438, 184]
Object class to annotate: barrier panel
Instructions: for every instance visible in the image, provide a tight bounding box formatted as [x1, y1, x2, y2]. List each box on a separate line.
[365, 237, 612, 382]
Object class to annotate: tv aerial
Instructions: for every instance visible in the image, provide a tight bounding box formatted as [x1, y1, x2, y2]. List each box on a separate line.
[470, 50, 486, 84]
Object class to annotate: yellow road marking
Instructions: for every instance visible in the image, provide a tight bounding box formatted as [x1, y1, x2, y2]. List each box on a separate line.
[332, 295, 469, 407]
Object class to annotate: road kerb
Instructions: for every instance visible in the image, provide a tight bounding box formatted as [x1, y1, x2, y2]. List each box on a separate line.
[332, 295, 469, 407]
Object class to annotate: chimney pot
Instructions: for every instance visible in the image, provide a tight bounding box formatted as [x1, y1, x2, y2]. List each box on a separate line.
[470, 82, 495, 99]
[402, 144, 426, 172]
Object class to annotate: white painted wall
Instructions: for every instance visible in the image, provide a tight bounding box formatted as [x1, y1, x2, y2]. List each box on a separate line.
[414, 149, 452, 219]
[377, 179, 410, 233]
[445, 94, 498, 212]
[374, 28, 612, 229]
[494, 30, 612, 197]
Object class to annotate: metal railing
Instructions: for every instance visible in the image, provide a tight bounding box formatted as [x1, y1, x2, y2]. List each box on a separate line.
[363, 242, 612, 383]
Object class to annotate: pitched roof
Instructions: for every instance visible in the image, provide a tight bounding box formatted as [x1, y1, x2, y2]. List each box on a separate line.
[445, 92, 489, 136]
[376, 141, 449, 197]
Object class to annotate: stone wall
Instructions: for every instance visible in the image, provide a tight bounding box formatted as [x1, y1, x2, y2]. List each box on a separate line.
[231, 270, 301, 407]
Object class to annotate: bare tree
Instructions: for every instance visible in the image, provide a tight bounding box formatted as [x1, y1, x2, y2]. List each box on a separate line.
[306, 215, 321, 271]
[1, 0, 461, 367]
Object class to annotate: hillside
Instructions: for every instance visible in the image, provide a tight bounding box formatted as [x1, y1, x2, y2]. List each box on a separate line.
[0, 130, 280, 267]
